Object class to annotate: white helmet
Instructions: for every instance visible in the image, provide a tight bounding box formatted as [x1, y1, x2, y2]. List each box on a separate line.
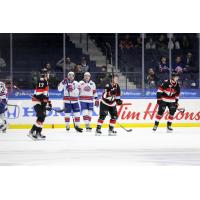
[0, 81, 6, 93]
[68, 71, 75, 77]
[68, 71, 75, 81]
[84, 72, 91, 77]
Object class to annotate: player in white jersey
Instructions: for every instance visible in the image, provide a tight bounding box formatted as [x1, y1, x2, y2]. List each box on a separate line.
[0, 81, 8, 133]
[79, 72, 99, 131]
[58, 71, 83, 132]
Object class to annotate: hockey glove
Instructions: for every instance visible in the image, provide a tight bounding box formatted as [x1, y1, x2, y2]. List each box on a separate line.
[95, 99, 99, 107]
[116, 99, 123, 105]
[46, 101, 52, 111]
[157, 99, 162, 105]
[62, 78, 68, 85]
[110, 88, 117, 95]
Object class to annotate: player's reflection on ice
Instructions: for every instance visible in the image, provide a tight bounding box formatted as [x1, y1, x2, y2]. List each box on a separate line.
[0, 128, 200, 166]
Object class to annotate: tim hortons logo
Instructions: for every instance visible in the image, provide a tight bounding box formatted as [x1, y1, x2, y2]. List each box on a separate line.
[117, 102, 200, 121]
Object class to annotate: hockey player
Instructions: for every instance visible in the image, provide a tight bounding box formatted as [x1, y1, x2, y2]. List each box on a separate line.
[0, 81, 8, 133]
[28, 68, 52, 140]
[79, 72, 99, 132]
[95, 74, 123, 136]
[153, 72, 180, 133]
[58, 71, 83, 132]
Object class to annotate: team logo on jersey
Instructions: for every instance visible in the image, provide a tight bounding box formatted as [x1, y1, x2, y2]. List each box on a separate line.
[84, 85, 91, 92]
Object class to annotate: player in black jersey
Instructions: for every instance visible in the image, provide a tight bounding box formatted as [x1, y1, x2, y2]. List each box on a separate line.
[153, 72, 180, 133]
[28, 68, 52, 140]
[95, 75, 122, 136]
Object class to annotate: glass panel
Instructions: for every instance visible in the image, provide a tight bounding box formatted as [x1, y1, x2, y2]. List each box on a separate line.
[88, 33, 115, 88]
[12, 33, 63, 89]
[144, 33, 169, 89]
[0, 33, 11, 90]
[118, 33, 142, 89]
[171, 33, 199, 88]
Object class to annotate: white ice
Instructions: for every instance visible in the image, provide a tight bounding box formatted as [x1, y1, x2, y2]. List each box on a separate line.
[1, 127, 200, 166]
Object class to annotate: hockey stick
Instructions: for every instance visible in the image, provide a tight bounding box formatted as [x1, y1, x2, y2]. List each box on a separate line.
[111, 64, 133, 133]
[117, 122, 133, 132]
[51, 107, 66, 113]
[177, 107, 185, 113]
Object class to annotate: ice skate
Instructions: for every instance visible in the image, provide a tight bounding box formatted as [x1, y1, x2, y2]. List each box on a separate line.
[37, 131, 46, 140]
[167, 125, 173, 133]
[95, 125, 102, 136]
[108, 126, 117, 136]
[27, 130, 38, 140]
[2, 128, 7, 133]
[66, 126, 70, 132]
[167, 122, 173, 133]
[152, 125, 158, 132]
[75, 126, 83, 133]
[86, 125, 92, 132]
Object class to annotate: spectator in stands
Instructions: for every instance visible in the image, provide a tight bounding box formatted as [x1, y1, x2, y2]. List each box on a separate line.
[31, 71, 39, 87]
[168, 35, 180, 49]
[173, 56, 184, 74]
[44, 63, 51, 71]
[80, 56, 89, 72]
[0, 50, 6, 70]
[158, 56, 169, 73]
[74, 64, 83, 81]
[56, 57, 76, 72]
[119, 34, 134, 49]
[157, 34, 167, 49]
[145, 68, 159, 88]
[182, 35, 190, 49]
[145, 37, 156, 49]
[135, 36, 142, 48]
[183, 52, 194, 72]
[44, 63, 58, 89]
[96, 66, 110, 88]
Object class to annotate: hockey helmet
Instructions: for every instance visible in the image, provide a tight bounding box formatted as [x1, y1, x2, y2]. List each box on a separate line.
[68, 71, 75, 77]
[68, 71, 75, 80]
[171, 72, 179, 77]
[40, 68, 49, 77]
[84, 72, 91, 77]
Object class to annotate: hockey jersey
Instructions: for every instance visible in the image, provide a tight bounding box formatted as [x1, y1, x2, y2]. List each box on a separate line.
[157, 79, 180, 103]
[58, 78, 80, 103]
[101, 83, 121, 107]
[79, 80, 98, 103]
[32, 78, 49, 106]
[0, 81, 8, 105]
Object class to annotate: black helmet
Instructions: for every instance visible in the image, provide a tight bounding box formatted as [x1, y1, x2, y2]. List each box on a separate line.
[40, 68, 48, 77]
[171, 72, 179, 77]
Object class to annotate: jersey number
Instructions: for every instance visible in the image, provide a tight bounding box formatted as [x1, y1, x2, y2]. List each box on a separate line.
[39, 83, 44, 88]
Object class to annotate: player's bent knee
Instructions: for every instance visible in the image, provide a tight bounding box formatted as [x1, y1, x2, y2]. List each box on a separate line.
[99, 115, 106, 120]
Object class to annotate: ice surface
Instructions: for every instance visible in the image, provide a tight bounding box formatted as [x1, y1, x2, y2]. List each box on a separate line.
[1, 127, 200, 166]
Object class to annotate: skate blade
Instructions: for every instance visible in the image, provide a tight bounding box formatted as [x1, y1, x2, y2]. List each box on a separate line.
[108, 133, 117, 136]
[37, 137, 46, 141]
[27, 134, 38, 141]
[166, 129, 173, 133]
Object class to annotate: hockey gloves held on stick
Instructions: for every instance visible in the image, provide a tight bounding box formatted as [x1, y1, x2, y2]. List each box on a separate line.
[46, 101, 52, 111]
[116, 99, 123, 105]
[110, 88, 117, 95]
